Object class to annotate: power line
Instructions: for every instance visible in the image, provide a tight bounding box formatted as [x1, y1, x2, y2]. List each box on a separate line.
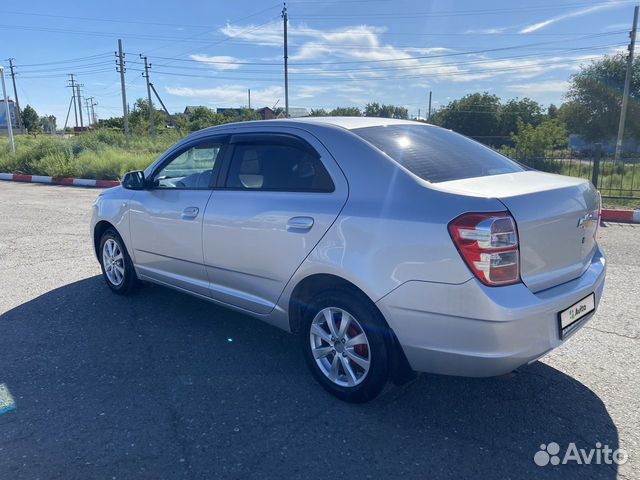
[0, 4, 281, 30]
[126, 32, 625, 69]
[292, 0, 638, 18]
[134, 34, 623, 66]
[1, 1, 627, 26]
[14, 61, 115, 74]
[18, 68, 116, 79]
[141, 43, 622, 75]
[14, 53, 112, 68]
[127, 54, 609, 82]
[143, 3, 283, 56]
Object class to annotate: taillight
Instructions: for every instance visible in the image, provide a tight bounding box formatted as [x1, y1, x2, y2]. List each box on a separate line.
[448, 212, 520, 286]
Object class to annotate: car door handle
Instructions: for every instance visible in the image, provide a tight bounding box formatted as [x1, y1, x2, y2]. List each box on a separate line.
[287, 216, 314, 232]
[182, 206, 199, 219]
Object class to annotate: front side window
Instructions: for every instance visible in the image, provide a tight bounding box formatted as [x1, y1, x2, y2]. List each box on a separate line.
[352, 124, 524, 183]
[153, 142, 222, 189]
[225, 141, 334, 192]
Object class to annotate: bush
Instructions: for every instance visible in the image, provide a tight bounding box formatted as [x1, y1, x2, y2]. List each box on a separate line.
[0, 133, 172, 180]
[39, 152, 80, 178]
[76, 148, 156, 180]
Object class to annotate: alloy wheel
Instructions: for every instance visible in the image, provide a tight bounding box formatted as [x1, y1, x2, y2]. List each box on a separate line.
[309, 307, 371, 387]
[102, 238, 125, 286]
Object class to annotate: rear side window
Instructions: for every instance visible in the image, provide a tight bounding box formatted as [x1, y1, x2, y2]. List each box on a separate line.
[226, 141, 334, 192]
[352, 124, 523, 183]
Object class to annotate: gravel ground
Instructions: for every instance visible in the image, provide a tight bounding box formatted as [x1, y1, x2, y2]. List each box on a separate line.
[0, 181, 638, 480]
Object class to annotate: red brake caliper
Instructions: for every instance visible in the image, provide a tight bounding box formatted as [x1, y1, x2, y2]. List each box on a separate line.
[347, 325, 368, 364]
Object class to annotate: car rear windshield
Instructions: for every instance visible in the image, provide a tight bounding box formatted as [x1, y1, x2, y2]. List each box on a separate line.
[351, 124, 524, 183]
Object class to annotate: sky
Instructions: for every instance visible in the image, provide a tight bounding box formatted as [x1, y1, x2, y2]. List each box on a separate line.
[1, 0, 638, 125]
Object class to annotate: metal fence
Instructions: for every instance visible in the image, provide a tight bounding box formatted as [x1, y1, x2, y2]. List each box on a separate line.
[511, 146, 640, 200]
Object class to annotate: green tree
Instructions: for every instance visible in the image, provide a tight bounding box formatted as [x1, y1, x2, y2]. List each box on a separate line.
[186, 107, 223, 131]
[22, 105, 41, 133]
[511, 118, 567, 158]
[364, 102, 408, 119]
[430, 93, 501, 143]
[330, 106, 362, 116]
[309, 108, 329, 116]
[565, 53, 640, 141]
[96, 117, 124, 130]
[39, 115, 57, 134]
[129, 98, 167, 135]
[499, 97, 543, 137]
[547, 104, 559, 119]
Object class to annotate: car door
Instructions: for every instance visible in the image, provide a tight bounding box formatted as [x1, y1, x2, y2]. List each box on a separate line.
[129, 136, 227, 296]
[202, 130, 348, 314]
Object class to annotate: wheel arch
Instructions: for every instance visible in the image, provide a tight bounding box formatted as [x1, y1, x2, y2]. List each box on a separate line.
[93, 220, 117, 259]
[288, 273, 415, 385]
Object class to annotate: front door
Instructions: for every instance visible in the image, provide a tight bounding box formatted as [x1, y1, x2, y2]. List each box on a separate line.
[129, 137, 226, 296]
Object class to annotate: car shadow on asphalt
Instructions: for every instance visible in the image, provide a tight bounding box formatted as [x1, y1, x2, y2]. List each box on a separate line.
[0, 276, 619, 479]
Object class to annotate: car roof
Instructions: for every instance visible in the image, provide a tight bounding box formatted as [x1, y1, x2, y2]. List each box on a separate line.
[197, 116, 429, 135]
[281, 116, 425, 130]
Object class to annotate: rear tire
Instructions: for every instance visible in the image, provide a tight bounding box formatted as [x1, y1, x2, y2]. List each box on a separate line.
[300, 289, 390, 403]
[99, 229, 138, 295]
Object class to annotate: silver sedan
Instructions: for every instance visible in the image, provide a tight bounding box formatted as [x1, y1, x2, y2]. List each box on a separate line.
[91, 117, 606, 402]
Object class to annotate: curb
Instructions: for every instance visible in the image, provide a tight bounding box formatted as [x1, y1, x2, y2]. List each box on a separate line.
[601, 209, 640, 224]
[0, 173, 119, 188]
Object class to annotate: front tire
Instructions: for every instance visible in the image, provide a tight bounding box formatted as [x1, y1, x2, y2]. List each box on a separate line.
[99, 229, 137, 294]
[301, 289, 390, 403]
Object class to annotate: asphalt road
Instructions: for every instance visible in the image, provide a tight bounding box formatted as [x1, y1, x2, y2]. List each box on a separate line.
[0, 181, 638, 480]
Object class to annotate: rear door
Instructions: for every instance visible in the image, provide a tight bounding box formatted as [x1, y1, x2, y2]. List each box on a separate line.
[129, 136, 226, 296]
[202, 130, 348, 314]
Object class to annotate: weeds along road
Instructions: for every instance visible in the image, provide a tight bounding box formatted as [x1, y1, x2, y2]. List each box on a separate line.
[0, 181, 638, 480]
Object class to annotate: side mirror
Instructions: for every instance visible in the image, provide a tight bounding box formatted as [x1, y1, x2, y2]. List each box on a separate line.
[121, 170, 146, 190]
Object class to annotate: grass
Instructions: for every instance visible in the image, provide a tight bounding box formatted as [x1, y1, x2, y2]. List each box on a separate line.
[0, 130, 182, 181]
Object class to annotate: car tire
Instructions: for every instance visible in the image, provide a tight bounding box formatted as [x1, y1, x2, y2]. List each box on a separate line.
[301, 289, 390, 403]
[99, 228, 138, 295]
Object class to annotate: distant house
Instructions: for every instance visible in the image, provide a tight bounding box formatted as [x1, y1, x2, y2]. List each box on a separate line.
[183, 106, 212, 115]
[287, 107, 309, 118]
[256, 107, 276, 120]
[0, 99, 18, 135]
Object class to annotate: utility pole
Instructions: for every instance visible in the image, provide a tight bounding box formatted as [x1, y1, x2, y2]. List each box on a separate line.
[116, 39, 130, 142]
[0, 66, 15, 153]
[248, 88, 251, 109]
[7, 59, 22, 131]
[87, 97, 97, 124]
[63, 96, 74, 131]
[68, 74, 78, 128]
[85, 98, 92, 127]
[140, 54, 156, 139]
[282, 3, 289, 117]
[149, 83, 174, 127]
[615, 5, 638, 162]
[76, 83, 84, 130]
[428, 91, 432, 122]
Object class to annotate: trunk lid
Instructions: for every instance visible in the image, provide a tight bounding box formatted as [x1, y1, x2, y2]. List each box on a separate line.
[437, 171, 599, 292]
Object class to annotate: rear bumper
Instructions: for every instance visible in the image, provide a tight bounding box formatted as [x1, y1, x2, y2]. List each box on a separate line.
[376, 246, 606, 377]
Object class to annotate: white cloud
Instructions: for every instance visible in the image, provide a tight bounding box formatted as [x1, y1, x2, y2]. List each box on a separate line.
[465, 27, 510, 34]
[507, 80, 570, 96]
[520, 3, 621, 34]
[165, 85, 283, 106]
[189, 54, 242, 71]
